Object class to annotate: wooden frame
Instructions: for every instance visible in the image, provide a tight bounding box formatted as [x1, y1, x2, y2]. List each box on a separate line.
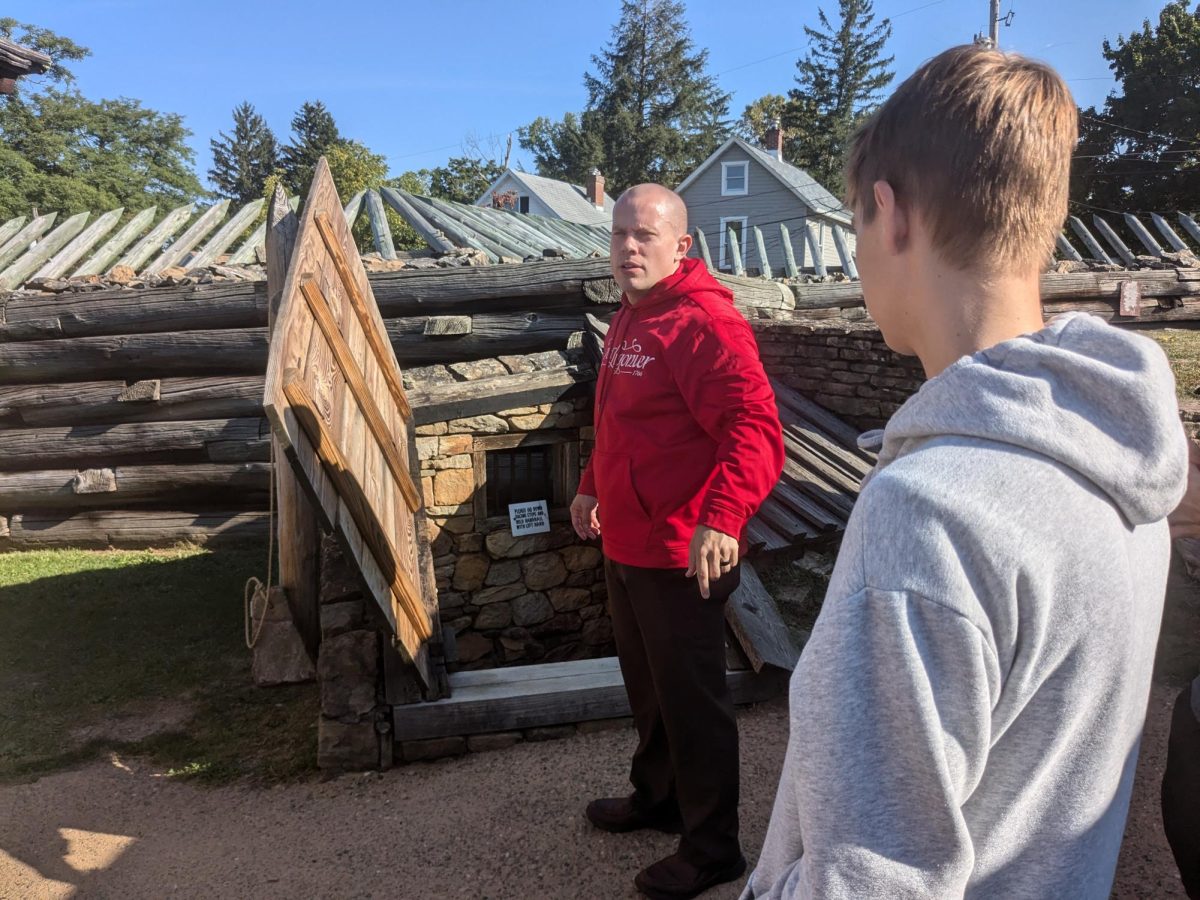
[471, 430, 580, 527]
[263, 158, 446, 698]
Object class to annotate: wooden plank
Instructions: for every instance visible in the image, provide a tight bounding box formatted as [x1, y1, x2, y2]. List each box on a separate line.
[228, 196, 299, 265]
[831, 226, 858, 279]
[472, 429, 578, 452]
[693, 228, 713, 269]
[405, 193, 512, 261]
[780, 223, 800, 279]
[803, 222, 827, 277]
[1179, 213, 1200, 248]
[266, 183, 321, 663]
[1151, 214, 1190, 253]
[312, 212, 414, 422]
[391, 660, 788, 741]
[343, 190, 366, 229]
[0, 212, 90, 290]
[745, 517, 790, 553]
[33, 208, 123, 280]
[298, 278, 421, 512]
[365, 189, 397, 260]
[378, 187, 458, 254]
[116, 204, 195, 272]
[752, 226, 772, 279]
[0, 417, 269, 470]
[409, 369, 588, 426]
[727, 225, 745, 277]
[756, 496, 819, 543]
[1092, 215, 1137, 268]
[0, 375, 265, 427]
[1068, 216, 1114, 265]
[771, 378, 869, 452]
[283, 376, 430, 642]
[0, 463, 270, 509]
[0, 509, 269, 548]
[186, 198, 266, 269]
[145, 200, 232, 274]
[72, 207, 158, 277]
[725, 561, 801, 672]
[1124, 213, 1164, 257]
[0, 212, 57, 272]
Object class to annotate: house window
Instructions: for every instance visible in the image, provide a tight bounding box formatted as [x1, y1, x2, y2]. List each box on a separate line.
[718, 216, 748, 270]
[518, 195, 530, 214]
[721, 161, 749, 196]
[486, 446, 552, 512]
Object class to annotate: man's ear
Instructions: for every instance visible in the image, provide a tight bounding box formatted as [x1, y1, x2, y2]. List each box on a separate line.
[676, 231, 693, 260]
[873, 180, 909, 256]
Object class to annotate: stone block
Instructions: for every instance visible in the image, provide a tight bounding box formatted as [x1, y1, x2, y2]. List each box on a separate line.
[509, 413, 557, 430]
[484, 558, 521, 586]
[321, 600, 366, 638]
[512, 591, 554, 626]
[449, 358, 509, 381]
[474, 602, 513, 630]
[455, 632, 493, 663]
[565, 571, 594, 588]
[415, 436, 439, 460]
[583, 617, 614, 646]
[430, 454, 472, 470]
[467, 732, 523, 752]
[415, 422, 448, 436]
[451, 553, 490, 592]
[421, 476, 435, 506]
[522, 552, 567, 590]
[404, 364, 456, 387]
[318, 718, 378, 772]
[439, 434, 473, 455]
[454, 533, 485, 553]
[319, 537, 363, 605]
[402, 736, 467, 763]
[579, 604, 606, 621]
[561, 544, 602, 572]
[448, 414, 508, 434]
[533, 612, 583, 637]
[548, 587, 591, 612]
[499, 354, 538, 374]
[252, 589, 316, 686]
[318, 630, 379, 719]
[434, 468, 475, 506]
[472, 583, 526, 606]
[496, 406, 538, 416]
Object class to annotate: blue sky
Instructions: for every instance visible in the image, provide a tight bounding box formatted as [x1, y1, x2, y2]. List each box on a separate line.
[10, 0, 1170, 191]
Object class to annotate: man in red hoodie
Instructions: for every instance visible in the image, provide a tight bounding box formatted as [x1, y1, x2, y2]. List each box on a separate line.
[572, 184, 784, 899]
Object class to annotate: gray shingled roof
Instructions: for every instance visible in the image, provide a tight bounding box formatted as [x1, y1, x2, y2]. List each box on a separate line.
[504, 171, 615, 226]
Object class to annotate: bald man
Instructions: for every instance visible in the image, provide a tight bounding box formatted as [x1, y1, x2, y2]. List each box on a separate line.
[573, 185, 784, 899]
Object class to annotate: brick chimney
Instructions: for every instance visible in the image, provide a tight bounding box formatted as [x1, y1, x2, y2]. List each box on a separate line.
[765, 118, 784, 162]
[586, 168, 606, 209]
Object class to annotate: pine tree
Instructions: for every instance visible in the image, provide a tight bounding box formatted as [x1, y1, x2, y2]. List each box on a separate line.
[519, 0, 730, 192]
[784, 0, 893, 197]
[280, 100, 341, 194]
[208, 102, 279, 204]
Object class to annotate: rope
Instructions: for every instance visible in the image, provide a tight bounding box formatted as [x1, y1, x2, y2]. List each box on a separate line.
[244, 439, 278, 650]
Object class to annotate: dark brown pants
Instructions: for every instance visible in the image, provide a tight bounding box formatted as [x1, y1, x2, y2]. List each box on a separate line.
[1163, 680, 1200, 899]
[604, 557, 741, 866]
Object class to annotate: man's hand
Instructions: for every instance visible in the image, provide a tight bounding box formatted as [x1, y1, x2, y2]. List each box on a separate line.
[686, 525, 739, 599]
[571, 493, 601, 541]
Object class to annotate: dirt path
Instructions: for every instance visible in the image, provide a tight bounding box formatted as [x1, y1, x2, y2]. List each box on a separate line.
[3, 563, 1197, 900]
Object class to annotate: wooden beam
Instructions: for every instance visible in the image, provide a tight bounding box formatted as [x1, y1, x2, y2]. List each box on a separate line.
[752, 226, 772, 279]
[779, 223, 800, 279]
[228, 196, 299, 265]
[0, 212, 57, 272]
[1178, 213, 1200, 248]
[283, 376, 431, 642]
[1055, 233, 1083, 262]
[298, 277, 421, 513]
[1068, 216, 1114, 265]
[365, 189, 397, 260]
[803, 222, 827, 277]
[410, 369, 589, 426]
[33, 208, 124, 280]
[0, 462, 270, 509]
[313, 212, 414, 422]
[727, 225, 745, 277]
[1091, 215, 1138, 268]
[0, 509, 269, 548]
[1151, 213, 1190, 253]
[116, 204, 195, 272]
[0, 212, 90, 290]
[187, 198, 266, 269]
[72, 207, 158, 277]
[831, 225, 858, 279]
[693, 228, 713, 269]
[725, 561, 801, 672]
[1124, 213, 1164, 257]
[0, 215, 27, 249]
[391, 656, 788, 741]
[378, 187, 458, 255]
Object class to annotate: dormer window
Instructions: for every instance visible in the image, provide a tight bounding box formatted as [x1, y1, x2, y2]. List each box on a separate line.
[721, 161, 749, 196]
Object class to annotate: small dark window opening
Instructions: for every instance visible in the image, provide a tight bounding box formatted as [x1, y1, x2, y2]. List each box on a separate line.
[518, 195, 530, 214]
[486, 446, 552, 512]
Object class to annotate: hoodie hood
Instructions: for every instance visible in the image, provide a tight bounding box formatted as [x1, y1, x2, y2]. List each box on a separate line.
[619, 257, 734, 313]
[860, 312, 1188, 526]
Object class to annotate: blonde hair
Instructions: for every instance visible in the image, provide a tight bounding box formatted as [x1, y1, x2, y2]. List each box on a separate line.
[846, 44, 1078, 274]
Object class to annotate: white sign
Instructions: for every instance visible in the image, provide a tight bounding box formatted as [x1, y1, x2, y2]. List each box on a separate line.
[508, 500, 551, 536]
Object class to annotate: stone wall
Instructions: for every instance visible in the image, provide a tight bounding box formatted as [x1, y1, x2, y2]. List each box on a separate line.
[751, 315, 925, 431]
[406, 363, 611, 670]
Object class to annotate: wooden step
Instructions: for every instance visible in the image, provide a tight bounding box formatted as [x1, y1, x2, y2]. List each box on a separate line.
[392, 656, 789, 742]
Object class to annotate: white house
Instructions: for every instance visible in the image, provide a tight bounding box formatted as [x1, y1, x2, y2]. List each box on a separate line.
[476, 169, 615, 227]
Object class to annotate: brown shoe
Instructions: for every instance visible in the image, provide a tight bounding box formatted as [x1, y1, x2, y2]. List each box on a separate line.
[634, 851, 748, 899]
[585, 796, 683, 834]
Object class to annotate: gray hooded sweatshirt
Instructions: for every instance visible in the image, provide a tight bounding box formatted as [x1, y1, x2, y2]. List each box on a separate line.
[744, 312, 1189, 899]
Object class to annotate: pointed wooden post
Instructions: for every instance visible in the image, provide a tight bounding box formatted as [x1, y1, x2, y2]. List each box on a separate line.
[366, 189, 397, 260]
[831, 225, 858, 279]
[804, 221, 827, 277]
[1176, 212, 1200, 249]
[1091, 215, 1137, 267]
[779, 223, 800, 279]
[1150, 213, 1189, 253]
[1068, 216, 1113, 264]
[1123, 213, 1164, 257]
[266, 184, 321, 663]
[752, 226, 773, 279]
[693, 228, 713, 269]
[727, 226, 745, 277]
[73, 207, 157, 276]
[1055, 233, 1083, 262]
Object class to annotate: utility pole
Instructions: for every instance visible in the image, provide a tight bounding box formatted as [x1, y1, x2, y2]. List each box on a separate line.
[990, 0, 1001, 47]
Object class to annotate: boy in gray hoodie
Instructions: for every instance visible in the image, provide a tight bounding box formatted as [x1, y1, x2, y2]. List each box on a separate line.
[742, 45, 1189, 899]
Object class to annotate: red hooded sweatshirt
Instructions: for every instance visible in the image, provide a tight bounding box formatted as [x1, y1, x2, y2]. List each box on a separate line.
[578, 257, 784, 569]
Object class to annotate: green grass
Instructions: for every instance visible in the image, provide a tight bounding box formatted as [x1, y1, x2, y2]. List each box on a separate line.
[0, 544, 317, 784]
[1146, 327, 1200, 402]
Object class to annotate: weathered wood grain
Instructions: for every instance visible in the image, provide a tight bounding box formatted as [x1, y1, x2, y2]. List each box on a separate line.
[0, 462, 269, 508]
[0, 509, 268, 548]
[725, 561, 801, 673]
[71, 207, 158, 277]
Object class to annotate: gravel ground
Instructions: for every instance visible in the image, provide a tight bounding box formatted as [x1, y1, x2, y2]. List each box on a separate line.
[3, 563, 1197, 900]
